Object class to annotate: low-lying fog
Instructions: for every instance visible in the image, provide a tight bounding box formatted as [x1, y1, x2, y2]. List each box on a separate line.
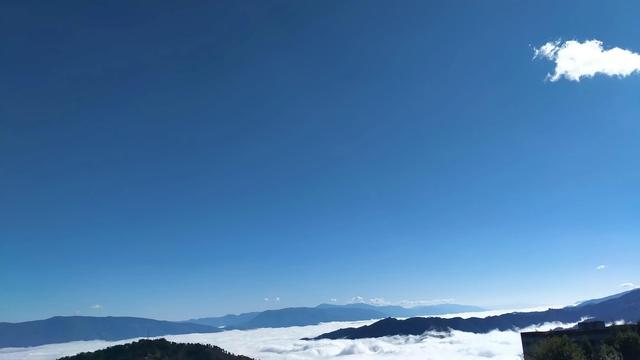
[0, 308, 573, 360]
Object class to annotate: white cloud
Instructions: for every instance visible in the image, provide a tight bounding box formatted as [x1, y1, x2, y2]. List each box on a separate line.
[329, 298, 337, 303]
[89, 304, 103, 310]
[367, 298, 387, 306]
[620, 283, 636, 289]
[0, 307, 568, 360]
[534, 39, 640, 81]
[264, 297, 269, 302]
[350, 296, 365, 303]
[596, 265, 606, 271]
[275, 297, 280, 302]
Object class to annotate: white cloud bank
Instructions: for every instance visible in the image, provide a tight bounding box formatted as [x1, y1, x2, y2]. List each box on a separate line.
[534, 39, 640, 81]
[596, 265, 606, 271]
[0, 307, 571, 360]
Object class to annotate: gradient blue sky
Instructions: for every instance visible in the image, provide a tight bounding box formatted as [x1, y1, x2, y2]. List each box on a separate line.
[1, 1, 639, 322]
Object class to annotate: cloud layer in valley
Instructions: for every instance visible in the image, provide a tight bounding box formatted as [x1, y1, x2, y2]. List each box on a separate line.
[0, 308, 572, 360]
[534, 39, 640, 81]
[349, 296, 455, 307]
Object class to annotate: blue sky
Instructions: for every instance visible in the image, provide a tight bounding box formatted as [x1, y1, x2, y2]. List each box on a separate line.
[1, 1, 639, 322]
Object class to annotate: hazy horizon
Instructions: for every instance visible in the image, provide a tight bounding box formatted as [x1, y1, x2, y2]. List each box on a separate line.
[2, 296, 561, 323]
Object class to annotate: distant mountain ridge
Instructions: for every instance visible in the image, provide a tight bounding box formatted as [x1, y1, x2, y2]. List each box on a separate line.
[0, 316, 218, 348]
[0, 303, 484, 349]
[314, 289, 640, 339]
[187, 303, 485, 329]
[238, 307, 385, 329]
[315, 302, 486, 317]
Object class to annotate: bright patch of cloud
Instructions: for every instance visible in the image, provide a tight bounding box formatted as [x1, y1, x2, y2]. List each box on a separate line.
[329, 298, 337, 303]
[89, 304, 102, 310]
[534, 39, 640, 81]
[596, 265, 606, 271]
[620, 283, 636, 289]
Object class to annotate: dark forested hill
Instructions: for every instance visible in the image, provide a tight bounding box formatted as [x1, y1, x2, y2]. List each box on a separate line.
[57, 338, 254, 360]
[314, 289, 640, 339]
[0, 317, 218, 348]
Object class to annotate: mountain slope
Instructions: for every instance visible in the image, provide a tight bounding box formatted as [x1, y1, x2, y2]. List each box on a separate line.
[186, 312, 260, 328]
[0, 316, 218, 348]
[314, 289, 640, 339]
[573, 289, 636, 308]
[58, 338, 254, 360]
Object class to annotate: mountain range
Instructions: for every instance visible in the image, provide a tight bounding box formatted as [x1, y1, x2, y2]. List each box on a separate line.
[7, 289, 639, 349]
[0, 316, 217, 349]
[0, 302, 482, 348]
[187, 303, 484, 329]
[313, 289, 640, 340]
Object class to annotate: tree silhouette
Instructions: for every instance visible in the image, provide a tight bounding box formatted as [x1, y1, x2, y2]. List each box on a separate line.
[530, 336, 587, 360]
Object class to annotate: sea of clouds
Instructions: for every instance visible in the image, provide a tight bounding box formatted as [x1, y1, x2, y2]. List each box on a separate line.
[0, 308, 575, 360]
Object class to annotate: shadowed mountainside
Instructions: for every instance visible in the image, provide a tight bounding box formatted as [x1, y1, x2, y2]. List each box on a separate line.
[314, 289, 640, 339]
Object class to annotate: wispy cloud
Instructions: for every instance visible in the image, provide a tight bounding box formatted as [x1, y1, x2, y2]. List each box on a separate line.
[367, 298, 386, 306]
[534, 39, 640, 81]
[596, 265, 606, 271]
[89, 304, 102, 310]
[620, 283, 636, 289]
[399, 299, 455, 307]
